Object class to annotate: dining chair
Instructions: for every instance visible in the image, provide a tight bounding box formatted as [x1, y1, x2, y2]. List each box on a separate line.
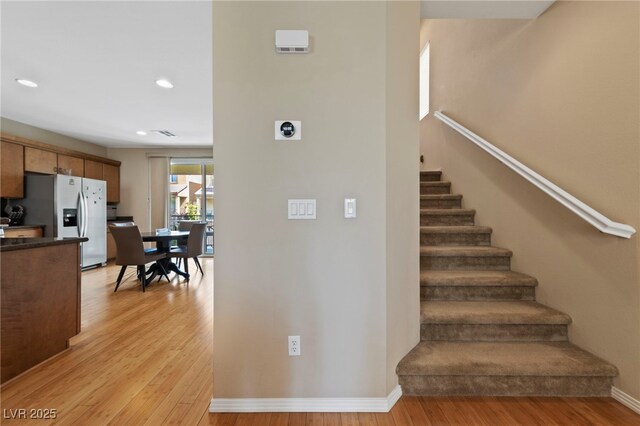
[170, 222, 206, 280]
[109, 224, 169, 292]
[111, 221, 166, 255]
[177, 220, 201, 231]
[175, 220, 206, 271]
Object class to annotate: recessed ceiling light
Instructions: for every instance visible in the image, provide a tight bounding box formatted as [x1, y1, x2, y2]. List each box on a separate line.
[15, 78, 38, 88]
[155, 79, 174, 89]
[136, 130, 147, 136]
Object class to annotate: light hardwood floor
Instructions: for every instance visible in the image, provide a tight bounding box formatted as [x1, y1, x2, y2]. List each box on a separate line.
[1, 259, 213, 425]
[1, 260, 639, 425]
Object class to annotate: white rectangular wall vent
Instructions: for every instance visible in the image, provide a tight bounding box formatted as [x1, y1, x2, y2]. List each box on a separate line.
[276, 30, 309, 54]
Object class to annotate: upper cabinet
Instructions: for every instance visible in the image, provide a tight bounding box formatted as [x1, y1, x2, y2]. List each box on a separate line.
[57, 154, 84, 177]
[103, 164, 120, 203]
[0, 142, 24, 198]
[84, 159, 103, 180]
[24, 147, 57, 174]
[1, 133, 121, 203]
[86, 160, 119, 203]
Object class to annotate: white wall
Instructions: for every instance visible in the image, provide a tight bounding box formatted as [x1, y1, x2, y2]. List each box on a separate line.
[213, 0, 419, 399]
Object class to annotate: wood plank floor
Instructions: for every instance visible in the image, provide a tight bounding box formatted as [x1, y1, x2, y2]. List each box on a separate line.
[2, 260, 639, 425]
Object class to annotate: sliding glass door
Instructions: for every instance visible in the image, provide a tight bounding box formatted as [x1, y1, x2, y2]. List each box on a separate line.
[169, 158, 214, 255]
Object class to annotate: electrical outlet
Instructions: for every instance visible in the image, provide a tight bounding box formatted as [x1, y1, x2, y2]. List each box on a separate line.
[288, 335, 301, 356]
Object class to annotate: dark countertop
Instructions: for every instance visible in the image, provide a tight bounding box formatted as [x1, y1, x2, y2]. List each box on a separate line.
[3, 224, 46, 230]
[0, 237, 88, 252]
[108, 216, 134, 223]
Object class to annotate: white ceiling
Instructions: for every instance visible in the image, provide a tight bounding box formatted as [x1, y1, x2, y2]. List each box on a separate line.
[421, 1, 555, 19]
[1, 1, 213, 148]
[0, 1, 553, 148]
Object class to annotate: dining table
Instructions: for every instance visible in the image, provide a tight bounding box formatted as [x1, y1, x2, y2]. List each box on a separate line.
[140, 230, 190, 282]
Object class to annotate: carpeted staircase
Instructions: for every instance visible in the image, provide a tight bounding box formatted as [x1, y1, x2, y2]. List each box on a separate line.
[396, 170, 618, 396]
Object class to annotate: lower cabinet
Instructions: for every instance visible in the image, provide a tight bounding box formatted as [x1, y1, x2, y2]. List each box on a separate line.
[1, 241, 81, 383]
[3, 227, 44, 238]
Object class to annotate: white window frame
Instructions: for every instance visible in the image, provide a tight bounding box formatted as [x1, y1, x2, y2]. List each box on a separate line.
[419, 42, 430, 120]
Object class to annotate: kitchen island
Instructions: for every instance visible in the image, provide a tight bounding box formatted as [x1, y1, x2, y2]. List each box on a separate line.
[0, 236, 87, 383]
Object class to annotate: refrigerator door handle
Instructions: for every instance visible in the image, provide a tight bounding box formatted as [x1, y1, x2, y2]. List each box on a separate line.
[77, 192, 84, 237]
[82, 192, 89, 237]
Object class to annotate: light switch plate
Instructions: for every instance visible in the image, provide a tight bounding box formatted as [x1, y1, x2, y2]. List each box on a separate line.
[288, 199, 316, 219]
[344, 198, 356, 218]
[275, 120, 302, 140]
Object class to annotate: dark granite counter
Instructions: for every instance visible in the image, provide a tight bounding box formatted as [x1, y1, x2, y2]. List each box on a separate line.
[4, 224, 46, 230]
[108, 216, 133, 223]
[0, 237, 88, 252]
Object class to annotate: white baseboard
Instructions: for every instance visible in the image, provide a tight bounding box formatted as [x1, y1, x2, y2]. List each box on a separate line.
[209, 385, 402, 413]
[611, 386, 640, 415]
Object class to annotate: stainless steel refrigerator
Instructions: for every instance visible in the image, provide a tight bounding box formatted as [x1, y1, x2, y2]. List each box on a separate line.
[19, 174, 107, 269]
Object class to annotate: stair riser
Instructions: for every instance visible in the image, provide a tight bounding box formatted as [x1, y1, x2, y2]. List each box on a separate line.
[421, 232, 490, 246]
[421, 286, 536, 301]
[420, 198, 461, 209]
[420, 173, 442, 182]
[421, 256, 511, 271]
[421, 184, 451, 195]
[399, 375, 613, 397]
[420, 215, 475, 226]
[421, 324, 568, 342]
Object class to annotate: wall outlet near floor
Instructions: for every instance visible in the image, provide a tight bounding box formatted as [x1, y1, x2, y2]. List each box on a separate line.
[288, 335, 301, 356]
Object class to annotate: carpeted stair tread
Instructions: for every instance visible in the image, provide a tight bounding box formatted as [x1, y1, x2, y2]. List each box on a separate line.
[420, 209, 475, 216]
[420, 194, 463, 209]
[396, 341, 618, 377]
[421, 182, 452, 195]
[421, 181, 451, 187]
[421, 301, 571, 325]
[420, 194, 462, 201]
[421, 270, 538, 287]
[421, 246, 512, 257]
[421, 226, 491, 234]
[420, 171, 442, 181]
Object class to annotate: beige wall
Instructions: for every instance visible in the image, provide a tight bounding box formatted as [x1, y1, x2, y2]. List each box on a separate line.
[385, 1, 420, 394]
[0, 117, 108, 157]
[421, 1, 640, 399]
[107, 148, 212, 232]
[213, 1, 419, 398]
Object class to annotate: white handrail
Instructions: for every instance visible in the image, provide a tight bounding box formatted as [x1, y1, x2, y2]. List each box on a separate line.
[434, 111, 636, 239]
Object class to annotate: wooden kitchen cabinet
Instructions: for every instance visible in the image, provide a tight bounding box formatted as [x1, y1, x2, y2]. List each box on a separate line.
[1, 239, 82, 383]
[1, 132, 121, 202]
[84, 159, 103, 180]
[103, 163, 120, 203]
[58, 154, 84, 177]
[1, 142, 24, 198]
[3, 226, 44, 238]
[24, 146, 58, 174]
